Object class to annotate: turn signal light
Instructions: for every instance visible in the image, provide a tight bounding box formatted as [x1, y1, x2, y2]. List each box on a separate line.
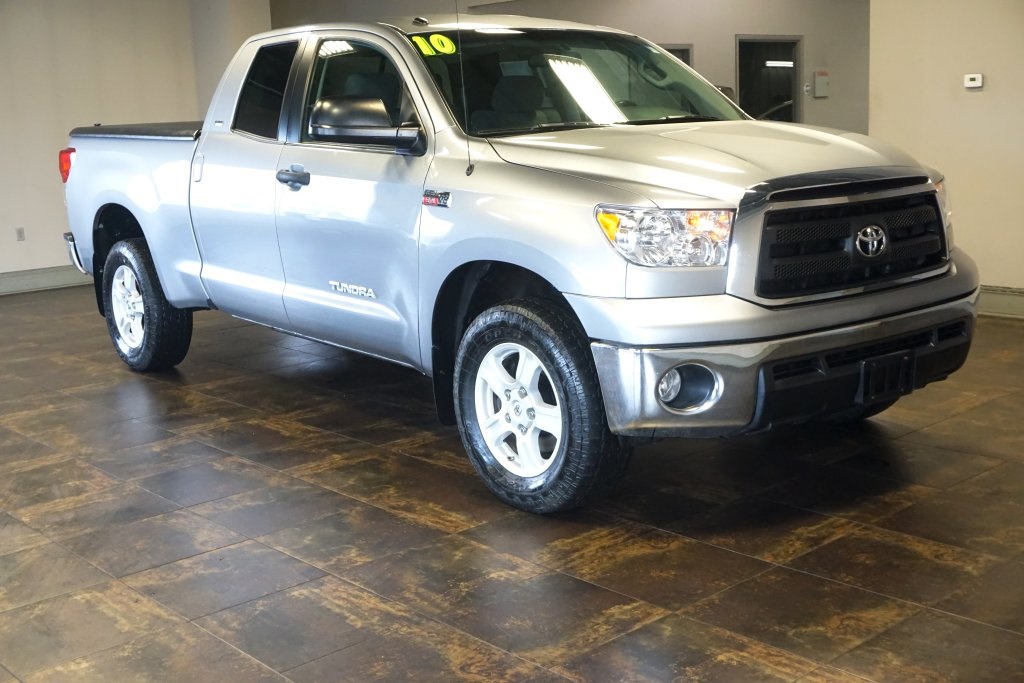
[58, 147, 76, 183]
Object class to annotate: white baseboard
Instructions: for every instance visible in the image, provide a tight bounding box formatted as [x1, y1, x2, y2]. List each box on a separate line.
[0, 265, 91, 296]
[979, 286, 1024, 319]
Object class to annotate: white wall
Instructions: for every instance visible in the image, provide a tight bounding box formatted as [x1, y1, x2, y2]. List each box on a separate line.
[0, 0, 270, 277]
[191, 0, 273, 112]
[870, 0, 1024, 290]
[270, 0, 469, 27]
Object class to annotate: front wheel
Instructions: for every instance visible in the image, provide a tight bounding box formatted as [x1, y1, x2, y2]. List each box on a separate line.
[454, 299, 630, 514]
[102, 239, 192, 371]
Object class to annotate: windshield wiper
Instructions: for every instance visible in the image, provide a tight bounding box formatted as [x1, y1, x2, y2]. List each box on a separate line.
[622, 115, 722, 125]
[475, 121, 611, 137]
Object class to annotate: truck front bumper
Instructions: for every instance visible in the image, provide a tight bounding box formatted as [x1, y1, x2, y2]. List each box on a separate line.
[590, 291, 977, 438]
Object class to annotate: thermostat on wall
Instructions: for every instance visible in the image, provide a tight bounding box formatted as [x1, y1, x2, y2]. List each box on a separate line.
[964, 73, 984, 89]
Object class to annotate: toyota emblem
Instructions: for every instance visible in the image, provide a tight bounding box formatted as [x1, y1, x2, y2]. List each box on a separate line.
[855, 225, 887, 258]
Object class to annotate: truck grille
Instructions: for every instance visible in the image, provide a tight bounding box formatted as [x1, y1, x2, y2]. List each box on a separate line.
[755, 192, 948, 299]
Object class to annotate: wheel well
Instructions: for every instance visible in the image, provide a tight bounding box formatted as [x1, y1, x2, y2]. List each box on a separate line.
[92, 205, 145, 315]
[430, 262, 574, 424]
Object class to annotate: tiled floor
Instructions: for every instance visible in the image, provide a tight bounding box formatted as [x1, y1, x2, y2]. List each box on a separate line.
[1, 285, 1023, 681]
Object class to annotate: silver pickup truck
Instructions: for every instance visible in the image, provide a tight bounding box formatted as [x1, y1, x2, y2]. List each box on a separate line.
[60, 14, 978, 513]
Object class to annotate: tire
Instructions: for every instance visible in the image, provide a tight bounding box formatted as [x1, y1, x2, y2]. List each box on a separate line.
[102, 239, 192, 371]
[821, 398, 898, 424]
[454, 299, 630, 514]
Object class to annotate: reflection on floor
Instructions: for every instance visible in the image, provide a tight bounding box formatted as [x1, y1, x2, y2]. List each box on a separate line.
[1, 285, 1023, 681]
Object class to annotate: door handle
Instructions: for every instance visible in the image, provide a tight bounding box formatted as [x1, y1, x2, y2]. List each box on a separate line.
[276, 165, 310, 188]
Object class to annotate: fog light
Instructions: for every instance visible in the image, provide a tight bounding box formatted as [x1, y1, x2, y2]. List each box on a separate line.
[660, 363, 722, 413]
[657, 368, 682, 403]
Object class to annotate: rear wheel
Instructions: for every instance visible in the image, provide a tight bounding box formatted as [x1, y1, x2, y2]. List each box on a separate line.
[454, 299, 630, 514]
[102, 239, 192, 371]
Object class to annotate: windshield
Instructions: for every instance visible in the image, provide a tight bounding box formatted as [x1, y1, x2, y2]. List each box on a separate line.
[408, 28, 745, 136]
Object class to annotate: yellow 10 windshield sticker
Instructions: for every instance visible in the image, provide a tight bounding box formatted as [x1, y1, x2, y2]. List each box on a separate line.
[412, 34, 457, 56]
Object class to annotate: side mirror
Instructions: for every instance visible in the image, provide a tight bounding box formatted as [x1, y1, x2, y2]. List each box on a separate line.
[309, 96, 424, 154]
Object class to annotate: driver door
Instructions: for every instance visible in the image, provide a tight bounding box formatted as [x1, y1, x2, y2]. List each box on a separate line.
[275, 36, 431, 367]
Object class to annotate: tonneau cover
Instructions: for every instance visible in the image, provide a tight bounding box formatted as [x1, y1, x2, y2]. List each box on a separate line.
[69, 121, 202, 141]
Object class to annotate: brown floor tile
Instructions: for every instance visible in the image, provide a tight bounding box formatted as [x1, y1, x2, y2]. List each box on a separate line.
[385, 427, 477, 474]
[448, 571, 667, 667]
[104, 386, 263, 433]
[242, 432, 375, 473]
[830, 609, 1024, 682]
[189, 375, 335, 415]
[668, 498, 860, 564]
[188, 417, 326, 456]
[461, 508, 643, 569]
[795, 666, 875, 682]
[11, 483, 179, 541]
[0, 455, 119, 510]
[0, 511, 48, 557]
[871, 380, 1010, 433]
[761, 466, 938, 523]
[833, 439, 1003, 489]
[936, 559, 1024, 633]
[0, 544, 108, 612]
[342, 535, 544, 622]
[0, 402, 172, 454]
[0, 426, 53, 467]
[901, 391, 1024, 460]
[557, 529, 771, 610]
[286, 401, 441, 446]
[624, 439, 818, 502]
[136, 456, 290, 507]
[81, 436, 229, 480]
[787, 525, 999, 605]
[23, 622, 286, 682]
[949, 460, 1024, 500]
[562, 613, 819, 682]
[3, 289, 1022, 680]
[65, 376, 185, 419]
[595, 479, 720, 526]
[0, 581, 182, 679]
[196, 576, 378, 672]
[258, 502, 444, 573]
[277, 580, 564, 682]
[188, 480, 354, 537]
[878, 490, 1024, 558]
[298, 451, 509, 533]
[123, 540, 323, 619]
[683, 567, 920, 663]
[62, 510, 245, 577]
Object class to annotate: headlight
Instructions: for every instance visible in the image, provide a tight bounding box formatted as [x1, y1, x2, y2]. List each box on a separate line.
[934, 177, 954, 250]
[596, 206, 734, 267]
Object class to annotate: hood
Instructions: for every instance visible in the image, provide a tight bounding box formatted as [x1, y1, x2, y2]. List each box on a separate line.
[487, 120, 922, 206]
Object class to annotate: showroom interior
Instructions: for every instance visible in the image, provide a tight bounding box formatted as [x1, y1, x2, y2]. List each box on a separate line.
[1, 0, 1022, 680]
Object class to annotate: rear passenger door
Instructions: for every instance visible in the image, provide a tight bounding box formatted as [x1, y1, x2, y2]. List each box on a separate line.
[190, 39, 300, 326]
[274, 35, 432, 367]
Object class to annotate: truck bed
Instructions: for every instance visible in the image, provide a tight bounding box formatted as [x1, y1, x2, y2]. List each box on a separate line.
[70, 121, 202, 141]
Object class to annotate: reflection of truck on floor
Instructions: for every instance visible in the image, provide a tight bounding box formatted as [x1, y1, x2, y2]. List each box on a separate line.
[60, 14, 978, 513]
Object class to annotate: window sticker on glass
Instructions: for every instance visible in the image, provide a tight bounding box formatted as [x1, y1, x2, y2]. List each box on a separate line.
[411, 34, 457, 56]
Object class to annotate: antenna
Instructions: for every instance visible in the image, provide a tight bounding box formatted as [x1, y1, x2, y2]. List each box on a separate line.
[454, 0, 474, 175]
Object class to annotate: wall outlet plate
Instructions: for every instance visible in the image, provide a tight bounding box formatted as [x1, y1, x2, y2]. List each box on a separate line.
[15, 227, 25, 242]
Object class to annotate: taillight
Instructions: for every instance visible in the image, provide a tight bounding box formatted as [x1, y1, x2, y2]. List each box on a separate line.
[59, 147, 76, 183]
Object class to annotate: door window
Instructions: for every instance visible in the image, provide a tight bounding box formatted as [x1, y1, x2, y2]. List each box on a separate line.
[233, 41, 300, 139]
[301, 40, 417, 142]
